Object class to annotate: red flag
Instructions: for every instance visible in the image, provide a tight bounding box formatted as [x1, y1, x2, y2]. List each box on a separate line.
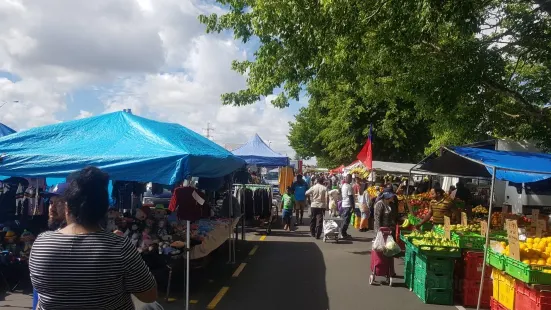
[357, 124, 373, 169]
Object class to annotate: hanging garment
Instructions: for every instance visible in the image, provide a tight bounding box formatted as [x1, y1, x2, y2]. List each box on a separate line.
[168, 186, 206, 221]
[278, 167, 294, 195]
[15, 183, 24, 216]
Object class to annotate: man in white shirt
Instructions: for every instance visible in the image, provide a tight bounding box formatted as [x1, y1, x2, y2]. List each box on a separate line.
[306, 177, 327, 239]
[340, 174, 354, 238]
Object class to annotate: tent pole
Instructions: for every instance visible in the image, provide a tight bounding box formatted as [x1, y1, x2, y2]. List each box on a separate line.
[227, 180, 233, 264]
[185, 220, 190, 310]
[477, 166, 497, 310]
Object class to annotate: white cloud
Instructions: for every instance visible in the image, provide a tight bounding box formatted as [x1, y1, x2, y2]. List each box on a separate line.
[75, 110, 93, 120]
[0, 0, 298, 159]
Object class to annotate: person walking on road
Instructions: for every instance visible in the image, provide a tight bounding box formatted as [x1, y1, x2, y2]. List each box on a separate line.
[340, 174, 354, 238]
[280, 187, 295, 231]
[306, 177, 327, 239]
[291, 174, 309, 225]
[373, 191, 398, 232]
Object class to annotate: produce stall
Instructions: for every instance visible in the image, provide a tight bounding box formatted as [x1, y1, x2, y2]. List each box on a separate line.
[405, 146, 551, 309]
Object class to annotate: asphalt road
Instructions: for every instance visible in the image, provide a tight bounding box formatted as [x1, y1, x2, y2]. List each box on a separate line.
[2, 221, 465, 310]
[167, 223, 461, 310]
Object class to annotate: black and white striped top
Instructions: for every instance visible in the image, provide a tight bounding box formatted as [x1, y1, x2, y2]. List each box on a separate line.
[29, 231, 156, 310]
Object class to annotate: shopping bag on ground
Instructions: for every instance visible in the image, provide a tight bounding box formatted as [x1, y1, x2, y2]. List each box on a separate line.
[372, 231, 385, 252]
[383, 235, 401, 257]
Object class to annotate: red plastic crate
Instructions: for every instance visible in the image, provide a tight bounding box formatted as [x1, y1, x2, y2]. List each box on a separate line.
[491, 297, 508, 310]
[462, 278, 493, 308]
[464, 251, 492, 280]
[515, 281, 551, 310]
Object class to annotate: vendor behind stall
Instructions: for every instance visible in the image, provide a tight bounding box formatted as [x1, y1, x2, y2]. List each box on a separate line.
[417, 187, 456, 227]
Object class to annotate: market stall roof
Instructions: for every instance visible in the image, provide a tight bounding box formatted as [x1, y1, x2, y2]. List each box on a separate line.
[0, 111, 246, 184]
[0, 122, 15, 137]
[413, 147, 551, 183]
[232, 134, 290, 167]
[344, 160, 421, 175]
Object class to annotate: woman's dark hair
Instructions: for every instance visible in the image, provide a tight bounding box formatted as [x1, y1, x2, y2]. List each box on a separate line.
[63, 166, 110, 227]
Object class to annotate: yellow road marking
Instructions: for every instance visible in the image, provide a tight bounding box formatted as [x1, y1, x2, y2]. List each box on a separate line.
[259, 235, 267, 241]
[249, 245, 259, 256]
[167, 298, 177, 302]
[190, 300, 198, 304]
[206, 286, 229, 309]
[232, 263, 247, 278]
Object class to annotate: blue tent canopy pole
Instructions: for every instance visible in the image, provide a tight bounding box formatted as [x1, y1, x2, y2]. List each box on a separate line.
[478, 167, 497, 310]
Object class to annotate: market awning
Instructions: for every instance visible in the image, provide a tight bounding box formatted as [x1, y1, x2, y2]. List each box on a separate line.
[344, 160, 421, 175]
[0, 111, 246, 184]
[0, 122, 15, 137]
[413, 147, 551, 183]
[232, 134, 290, 167]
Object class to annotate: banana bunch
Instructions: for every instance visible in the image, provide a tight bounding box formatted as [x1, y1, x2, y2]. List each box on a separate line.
[350, 166, 370, 179]
[367, 186, 380, 198]
[401, 219, 410, 228]
[473, 205, 488, 214]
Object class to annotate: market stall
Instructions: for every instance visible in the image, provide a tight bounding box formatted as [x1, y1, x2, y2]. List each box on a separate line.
[0, 111, 246, 309]
[0, 122, 15, 137]
[232, 134, 288, 237]
[402, 146, 551, 309]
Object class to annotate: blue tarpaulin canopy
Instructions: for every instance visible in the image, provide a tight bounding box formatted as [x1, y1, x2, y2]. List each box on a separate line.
[232, 134, 289, 167]
[450, 147, 551, 183]
[0, 122, 15, 137]
[414, 146, 551, 183]
[0, 111, 245, 184]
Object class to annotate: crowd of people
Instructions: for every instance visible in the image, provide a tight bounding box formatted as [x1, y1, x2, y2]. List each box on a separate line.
[280, 171, 472, 241]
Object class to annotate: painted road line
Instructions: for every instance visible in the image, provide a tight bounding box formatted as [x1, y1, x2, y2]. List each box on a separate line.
[206, 286, 229, 309]
[232, 263, 247, 278]
[259, 235, 267, 241]
[455, 305, 466, 310]
[190, 300, 198, 304]
[249, 245, 259, 256]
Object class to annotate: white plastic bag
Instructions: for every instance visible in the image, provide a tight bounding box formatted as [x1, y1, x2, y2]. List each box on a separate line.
[372, 231, 385, 252]
[383, 235, 401, 257]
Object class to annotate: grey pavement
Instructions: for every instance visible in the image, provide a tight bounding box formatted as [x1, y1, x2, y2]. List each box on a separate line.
[1, 223, 464, 310]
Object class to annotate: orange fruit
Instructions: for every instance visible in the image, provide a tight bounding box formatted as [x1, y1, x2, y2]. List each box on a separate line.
[523, 259, 531, 264]
[538, 259, 546, 265]
[546, 258, 551, 265]
[527, 238, 534, 244]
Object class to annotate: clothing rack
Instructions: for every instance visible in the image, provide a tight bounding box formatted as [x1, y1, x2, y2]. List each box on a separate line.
[233, 184, 273, 240]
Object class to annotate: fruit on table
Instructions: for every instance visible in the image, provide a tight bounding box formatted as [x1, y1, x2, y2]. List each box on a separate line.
[473, 205, 488, 214]
[401, 219, 410, 228]
[407, 230, 441, 239]
[451, 224, 481, 233]
[504, 237, 551, 267]
[410, 234, 459, 252]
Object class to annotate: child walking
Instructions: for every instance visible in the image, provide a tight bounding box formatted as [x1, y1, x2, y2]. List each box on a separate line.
[281, 187, 295, 231]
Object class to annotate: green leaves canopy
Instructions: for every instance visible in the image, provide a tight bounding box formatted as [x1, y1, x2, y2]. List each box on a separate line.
[200, 0, 551, 167]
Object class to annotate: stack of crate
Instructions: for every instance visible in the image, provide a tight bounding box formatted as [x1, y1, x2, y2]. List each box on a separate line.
[404, 241, 416, 290]
[492, 269, 516, 310]
[459, 251, 493, 308]
[412, 253, 455, 305]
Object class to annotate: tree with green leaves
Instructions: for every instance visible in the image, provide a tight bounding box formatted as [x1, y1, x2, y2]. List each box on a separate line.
[200, 0, 551, 166]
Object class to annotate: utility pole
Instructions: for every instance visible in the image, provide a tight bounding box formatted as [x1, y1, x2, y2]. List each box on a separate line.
[203, 122, 215, 140]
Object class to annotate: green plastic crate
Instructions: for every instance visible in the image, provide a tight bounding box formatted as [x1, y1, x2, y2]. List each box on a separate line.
[486, 249, 505, 271]
[414, 271, 453, 289]
[415, 253, 455, 275]
[504, 256, 551, 285]
[413, 278, 454, 305]
[405, 254, 415, 289]
[452, 232, 485, 250]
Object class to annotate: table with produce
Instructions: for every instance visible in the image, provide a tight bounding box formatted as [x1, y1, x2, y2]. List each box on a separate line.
[398, 199, 551, 309]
